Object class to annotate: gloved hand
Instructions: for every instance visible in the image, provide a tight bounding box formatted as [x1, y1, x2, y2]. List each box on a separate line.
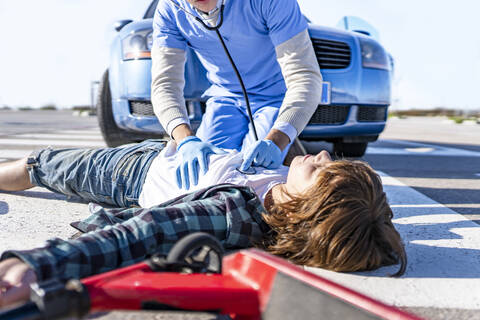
[239, 139, 282, 172]
[176, 136, 226, 190]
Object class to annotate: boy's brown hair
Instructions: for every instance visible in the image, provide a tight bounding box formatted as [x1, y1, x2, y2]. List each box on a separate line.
[261, 160, 407, 277]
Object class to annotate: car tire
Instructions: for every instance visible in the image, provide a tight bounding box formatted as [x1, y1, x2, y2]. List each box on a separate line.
[333, 142, 368, 157]
[97, 69, 139, 147]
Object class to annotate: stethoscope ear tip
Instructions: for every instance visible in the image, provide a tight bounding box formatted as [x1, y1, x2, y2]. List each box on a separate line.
[236, 167, 256, 175]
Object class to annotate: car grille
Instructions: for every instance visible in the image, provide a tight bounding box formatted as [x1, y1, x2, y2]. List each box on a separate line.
[129, 100, 205, 117]
[308, 105, 350, 125]
[130, 101, 386, 124]
[130, 100, 155, 116]
[311, 38, 351, 69]
[357, 106, 387, 122]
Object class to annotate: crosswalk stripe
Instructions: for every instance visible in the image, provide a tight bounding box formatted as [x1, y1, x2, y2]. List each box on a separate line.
[15, 133, 103, 141]
[0, 129, 106, 162]
[55, 130, 102, 135]
[0, 138, 106, 148]
[367, 139, 480, 157]
[0, 149, 33, 160]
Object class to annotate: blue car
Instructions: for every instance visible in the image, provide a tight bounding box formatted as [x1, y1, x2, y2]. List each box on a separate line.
[97, 0, 393, 157]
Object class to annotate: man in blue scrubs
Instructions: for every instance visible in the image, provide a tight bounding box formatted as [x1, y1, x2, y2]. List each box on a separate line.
[151, 0, 323, 189]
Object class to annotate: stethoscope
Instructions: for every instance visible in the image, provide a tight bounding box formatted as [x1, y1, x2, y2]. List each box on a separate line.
[169, 0, 258, 175]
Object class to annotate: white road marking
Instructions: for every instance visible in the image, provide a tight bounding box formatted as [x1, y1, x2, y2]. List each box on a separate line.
[0, 130, 106, 161]
[55, 130, 102, 135]
[367, 139, 480, 157]
[405, 147, 434, 153]
[0, 149, 33, 160]
[2, 130, 479, 309]
[0, 130, 105, 161]
[305, 171, 480, 309]
[0, 138, 105, 147]
[390, 204, 446, 208]
[15, 133, 103, 140]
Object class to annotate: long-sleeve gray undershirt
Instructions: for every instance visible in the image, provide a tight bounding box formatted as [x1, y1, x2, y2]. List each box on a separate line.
[150, 29, 322, 138]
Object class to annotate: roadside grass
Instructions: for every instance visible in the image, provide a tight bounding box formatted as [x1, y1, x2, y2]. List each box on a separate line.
[389, 108, 480, 124]
[17, 106, 33, 111]
[40, 104, 57, 111]
[447, 116, 480, 124]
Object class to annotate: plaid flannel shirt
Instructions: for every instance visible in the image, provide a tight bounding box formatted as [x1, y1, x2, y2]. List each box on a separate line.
[1, 184, 270, 282]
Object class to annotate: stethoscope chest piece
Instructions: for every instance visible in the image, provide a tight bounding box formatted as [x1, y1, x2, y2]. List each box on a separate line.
[236, 167, 256, 175]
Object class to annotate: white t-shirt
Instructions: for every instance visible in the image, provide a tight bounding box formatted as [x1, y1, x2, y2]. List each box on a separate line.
[138, 141, 289, 208]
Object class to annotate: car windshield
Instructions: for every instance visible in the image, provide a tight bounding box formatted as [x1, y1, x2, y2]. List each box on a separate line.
[144, 0, 159, 19]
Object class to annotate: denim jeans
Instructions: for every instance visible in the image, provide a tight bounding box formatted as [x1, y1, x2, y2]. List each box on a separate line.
[26, 139, 166, 207]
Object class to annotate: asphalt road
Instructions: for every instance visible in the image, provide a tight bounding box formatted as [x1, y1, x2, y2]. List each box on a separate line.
[0, 110, 479, 320]
[303, 116, 480, 220]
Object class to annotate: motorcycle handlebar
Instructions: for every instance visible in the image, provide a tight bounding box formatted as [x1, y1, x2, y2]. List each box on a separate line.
[0, 302, 42, 320]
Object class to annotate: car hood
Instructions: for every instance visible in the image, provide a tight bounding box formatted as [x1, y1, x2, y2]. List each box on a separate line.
[121, 18, 370, 43]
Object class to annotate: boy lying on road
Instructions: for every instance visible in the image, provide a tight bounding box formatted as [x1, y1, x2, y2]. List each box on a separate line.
[0, 139, 406, 308]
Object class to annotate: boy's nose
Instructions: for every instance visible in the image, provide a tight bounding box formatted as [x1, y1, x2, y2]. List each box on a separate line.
[315, 150, 332, 163]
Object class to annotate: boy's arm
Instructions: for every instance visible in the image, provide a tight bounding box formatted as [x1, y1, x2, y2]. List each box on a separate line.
[1, 186, 267, 282]
[0, 258, 36, 308]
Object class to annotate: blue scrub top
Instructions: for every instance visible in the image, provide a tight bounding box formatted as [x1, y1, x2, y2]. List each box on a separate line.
[153, 0, 308, 101]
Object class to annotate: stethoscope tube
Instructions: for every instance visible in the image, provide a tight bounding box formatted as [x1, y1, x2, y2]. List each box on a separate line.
[192, 4, 259, 141]
[193, 4, 225, 30]
[196, 8, 259, 174]
[169, 0, 259, 174]
[213, 28, 259, 141]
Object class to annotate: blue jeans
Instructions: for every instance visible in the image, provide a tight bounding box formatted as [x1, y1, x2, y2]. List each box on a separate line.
[26, 140, 166, 207]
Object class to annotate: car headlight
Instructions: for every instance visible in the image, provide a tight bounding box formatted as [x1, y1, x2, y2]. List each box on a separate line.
[359, 37, 390, 70]
[122, 29, 153, 60]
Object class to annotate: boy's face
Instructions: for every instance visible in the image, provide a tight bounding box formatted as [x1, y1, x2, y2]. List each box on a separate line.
[186, 0, 218, 12]
[285, 150, 333, 195]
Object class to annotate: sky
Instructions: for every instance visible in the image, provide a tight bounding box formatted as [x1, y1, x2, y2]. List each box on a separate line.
[0, 0, 479, 110]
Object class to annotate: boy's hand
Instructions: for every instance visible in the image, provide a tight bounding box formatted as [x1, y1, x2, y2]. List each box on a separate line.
[0, 258, 37, 308]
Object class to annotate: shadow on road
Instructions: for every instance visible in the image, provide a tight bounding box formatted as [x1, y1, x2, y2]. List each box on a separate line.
[395, 140, 480, 153]
[363, 139, 480, 180]
[411, 186, 480, 216]
[0, 190, 87, 203]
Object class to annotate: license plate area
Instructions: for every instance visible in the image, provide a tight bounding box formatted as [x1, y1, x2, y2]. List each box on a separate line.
[320, 82, 331, 105]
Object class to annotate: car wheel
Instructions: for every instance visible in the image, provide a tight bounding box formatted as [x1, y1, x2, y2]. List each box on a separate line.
[333, 142, 368, 157]
[97, 69, 138, 147]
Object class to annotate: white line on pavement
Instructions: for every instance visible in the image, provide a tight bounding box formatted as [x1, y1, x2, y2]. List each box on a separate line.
[305, 171, 480, 309]
[15, 133, 103, 140]
[0, 149, 33, 159]
[54, 130, 102, 135]
[0, 139, 106, 148]
[367, 139, 480, 157]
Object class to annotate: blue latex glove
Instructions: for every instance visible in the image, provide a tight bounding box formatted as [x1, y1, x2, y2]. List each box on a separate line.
[176, 136, 226, 190]
[239, 139, 282, 172]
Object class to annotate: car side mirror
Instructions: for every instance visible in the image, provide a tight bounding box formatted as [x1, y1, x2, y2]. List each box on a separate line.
[114, 20, 133, 32]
